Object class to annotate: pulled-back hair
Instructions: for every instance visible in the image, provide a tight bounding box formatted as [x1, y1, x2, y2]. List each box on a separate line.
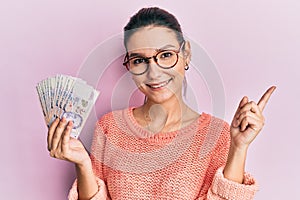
[123, 7, 184, 49]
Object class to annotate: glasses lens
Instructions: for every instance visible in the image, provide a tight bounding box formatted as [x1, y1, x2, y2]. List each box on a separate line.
[125, 49, 179, 75]
[128, 57, 148, 75]
[157, 51, 178, 68]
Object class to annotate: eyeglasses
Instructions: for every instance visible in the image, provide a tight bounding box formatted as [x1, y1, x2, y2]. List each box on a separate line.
[123, 41, 185, 75]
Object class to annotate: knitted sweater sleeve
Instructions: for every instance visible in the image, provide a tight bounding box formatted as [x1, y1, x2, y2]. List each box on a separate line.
[68, 177, 110, 200]
[198, 120, 259, 200]
[68, 116, 111, 200]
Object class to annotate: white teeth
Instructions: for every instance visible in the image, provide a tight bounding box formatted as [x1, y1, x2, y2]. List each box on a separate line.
[152, 83, 165, 88]
[148, 79, 171, 89]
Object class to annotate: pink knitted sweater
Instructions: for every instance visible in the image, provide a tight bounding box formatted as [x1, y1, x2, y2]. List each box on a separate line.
[68, 107, 258, 200]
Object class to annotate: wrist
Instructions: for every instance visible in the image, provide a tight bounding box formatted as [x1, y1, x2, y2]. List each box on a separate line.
[227, 143, 248, 163]
[229, 142, 249, 154]
[75, 158, 92, 173]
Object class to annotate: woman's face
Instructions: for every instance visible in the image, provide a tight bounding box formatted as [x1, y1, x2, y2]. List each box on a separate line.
[126, 26, 190, 104]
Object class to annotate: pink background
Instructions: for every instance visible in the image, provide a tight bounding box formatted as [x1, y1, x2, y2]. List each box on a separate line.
[1, 0, 299, 199]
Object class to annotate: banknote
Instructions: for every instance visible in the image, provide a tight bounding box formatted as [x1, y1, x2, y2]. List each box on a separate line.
[36, 74, 99, 138]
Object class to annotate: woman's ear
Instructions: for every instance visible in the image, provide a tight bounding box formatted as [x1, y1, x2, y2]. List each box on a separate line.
[183, 40, 191, 65]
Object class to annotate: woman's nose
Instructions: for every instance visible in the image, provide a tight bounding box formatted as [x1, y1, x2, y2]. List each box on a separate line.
[146, 60, 162, 79]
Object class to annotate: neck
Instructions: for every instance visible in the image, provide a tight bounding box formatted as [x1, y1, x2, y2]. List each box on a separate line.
[142, 94, 188, 132]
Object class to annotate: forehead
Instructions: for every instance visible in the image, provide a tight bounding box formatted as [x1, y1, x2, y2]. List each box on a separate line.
[126, 26, 179, 52]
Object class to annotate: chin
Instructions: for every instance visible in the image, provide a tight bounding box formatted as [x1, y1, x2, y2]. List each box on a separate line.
[146, 91, 181, 104]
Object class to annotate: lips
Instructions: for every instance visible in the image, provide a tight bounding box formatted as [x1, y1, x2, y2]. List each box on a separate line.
[146, 78, 172, 89]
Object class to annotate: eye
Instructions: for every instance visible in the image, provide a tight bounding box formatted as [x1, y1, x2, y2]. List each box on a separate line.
[132, 58, 146, 65]
[160, 51, 174, 59]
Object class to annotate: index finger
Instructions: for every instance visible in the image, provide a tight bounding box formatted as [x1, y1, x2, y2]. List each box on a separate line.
[47, 117, 60, 151]
[258, 86, 276, 111]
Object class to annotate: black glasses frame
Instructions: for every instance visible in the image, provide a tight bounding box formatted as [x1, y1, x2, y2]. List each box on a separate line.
[123, 41, 185, 75]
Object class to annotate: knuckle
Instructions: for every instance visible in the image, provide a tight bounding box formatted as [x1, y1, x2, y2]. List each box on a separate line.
[50, 150, 61, 159]
[239, 113, 245, 120]
[54, 151, 62, 159]
[52, 133, 60, 140]
[50, 150, 55, 157]
[61, 152, 68, 160]
[234, 119, 239, 127]
[58, 122, 66, 129]
[240, 115, 244, 121]
[244, 116, 250, 121]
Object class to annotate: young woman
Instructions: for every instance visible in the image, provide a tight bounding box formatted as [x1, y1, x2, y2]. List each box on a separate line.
[47, 7, 275, 200]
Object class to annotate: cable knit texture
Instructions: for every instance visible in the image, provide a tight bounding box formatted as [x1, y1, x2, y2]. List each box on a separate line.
[68, 107, 258, 200]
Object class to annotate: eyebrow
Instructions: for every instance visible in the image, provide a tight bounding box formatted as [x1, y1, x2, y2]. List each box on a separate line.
[128, 44, 177, 58]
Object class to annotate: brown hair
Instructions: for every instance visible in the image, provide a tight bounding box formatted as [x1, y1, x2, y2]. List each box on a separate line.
[123, 7, 184, 49]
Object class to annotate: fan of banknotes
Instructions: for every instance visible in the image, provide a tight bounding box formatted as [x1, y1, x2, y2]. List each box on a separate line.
[36, 74, 100, 138]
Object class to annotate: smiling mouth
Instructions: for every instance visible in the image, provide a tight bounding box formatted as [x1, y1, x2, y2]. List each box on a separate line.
[146, 78, 173, 89]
